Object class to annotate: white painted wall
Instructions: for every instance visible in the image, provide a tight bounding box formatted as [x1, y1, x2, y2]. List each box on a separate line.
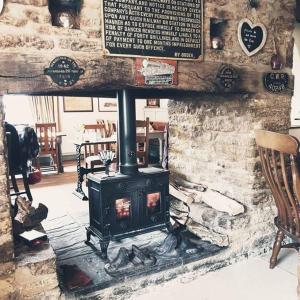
[3, 95, 34, 125]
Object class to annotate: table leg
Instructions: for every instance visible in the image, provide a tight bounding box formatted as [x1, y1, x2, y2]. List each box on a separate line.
[56, 136, 64, 173]
[158, 137, 164, 165]
[73, 144, 88, 201]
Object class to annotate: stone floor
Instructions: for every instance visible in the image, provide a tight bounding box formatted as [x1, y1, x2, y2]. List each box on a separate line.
[129, 248, 298, 300]
[28, 167, 299, 300]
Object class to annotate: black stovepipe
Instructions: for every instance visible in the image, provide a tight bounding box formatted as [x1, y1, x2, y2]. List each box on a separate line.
[117, 89, 139, 176]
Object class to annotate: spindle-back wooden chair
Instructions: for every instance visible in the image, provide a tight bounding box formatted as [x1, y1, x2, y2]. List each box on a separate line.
[136, 118, 150, 168]
[255, 129, 300, 269]
[83, 124, 116, 170]
[35, 123, 57, 171]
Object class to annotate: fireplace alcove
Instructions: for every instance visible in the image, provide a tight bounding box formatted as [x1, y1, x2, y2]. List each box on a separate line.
[0, 85, 292, 298]
[0, 1, 296, 298]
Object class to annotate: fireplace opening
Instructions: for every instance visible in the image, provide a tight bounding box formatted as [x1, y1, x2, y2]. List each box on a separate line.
[2, 94, 227, 296]
[3, 92, 270, 298]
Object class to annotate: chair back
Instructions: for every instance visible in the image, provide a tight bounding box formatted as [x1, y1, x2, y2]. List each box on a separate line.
[83, 124, 108, 156]
[136, 118, 150, 168]
[97, 119, 117, 137]
[255, 129, 300, 237]
[35, 123, 57, 155]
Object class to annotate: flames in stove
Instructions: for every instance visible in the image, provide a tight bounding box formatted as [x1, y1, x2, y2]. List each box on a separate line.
[115, 198, 131, 220]
[115, 192, 161, 220]
[147, 192, 161, 214]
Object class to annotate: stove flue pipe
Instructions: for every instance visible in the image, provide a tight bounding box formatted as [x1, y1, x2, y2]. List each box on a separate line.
[117, 89, 139, 176]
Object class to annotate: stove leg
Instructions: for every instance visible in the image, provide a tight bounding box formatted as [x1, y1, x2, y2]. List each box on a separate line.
[166, 222, 174, 233]
[100, 239, 110, 259]
[86, 228, 92, 243]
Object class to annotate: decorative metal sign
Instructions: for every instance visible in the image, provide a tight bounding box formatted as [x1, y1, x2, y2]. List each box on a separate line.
[135, 58, 178, 86]
[263, 73, 289, 93]
[102, 0, 203, 60]
[44, 56, 84, 87]
[238, 18, 267, 57]
[216, 65, 239, 89]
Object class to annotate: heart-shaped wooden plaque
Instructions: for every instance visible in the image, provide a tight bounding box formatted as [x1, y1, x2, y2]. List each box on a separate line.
[238, 18, 267, 57]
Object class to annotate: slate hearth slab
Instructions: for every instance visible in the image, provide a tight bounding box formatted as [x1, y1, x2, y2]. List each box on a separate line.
[53, 228, 224, 298]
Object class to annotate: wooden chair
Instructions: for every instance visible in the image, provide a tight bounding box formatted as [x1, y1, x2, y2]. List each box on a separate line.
[35, 123, 58, 171]
[136, 118, 150, 168]
[255, 129, 300, 269]
[83, 124, 115, 169]
[96, 119, 117, 137]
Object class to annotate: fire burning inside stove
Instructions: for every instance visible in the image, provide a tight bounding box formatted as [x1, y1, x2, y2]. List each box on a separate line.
[147, 192, 161, 214]
[115, 198, 131, 220]
[115, 193, 161, 220]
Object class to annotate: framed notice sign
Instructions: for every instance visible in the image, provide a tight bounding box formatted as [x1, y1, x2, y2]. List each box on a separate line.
[101, 0, 203, 60]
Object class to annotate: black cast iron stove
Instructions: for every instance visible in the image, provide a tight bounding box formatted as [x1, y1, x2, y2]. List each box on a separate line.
[86, 90, 171, 258]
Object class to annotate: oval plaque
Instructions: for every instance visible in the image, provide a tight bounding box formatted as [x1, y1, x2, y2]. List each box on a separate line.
[44, 56, 85, 87]
[264, 73, 289, 93]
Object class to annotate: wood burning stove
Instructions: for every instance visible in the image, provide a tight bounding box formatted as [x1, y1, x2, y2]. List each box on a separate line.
[86, 90, 172, 258]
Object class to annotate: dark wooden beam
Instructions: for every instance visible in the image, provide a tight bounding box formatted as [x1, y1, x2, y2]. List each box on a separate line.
[0, 53, 294, 96]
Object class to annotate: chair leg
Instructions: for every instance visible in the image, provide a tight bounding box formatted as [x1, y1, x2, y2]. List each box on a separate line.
[22, 170, 33, 202]
[10, 174, 19, 193]
[270, 229, 285, 269]
[35, 157, 41, 171]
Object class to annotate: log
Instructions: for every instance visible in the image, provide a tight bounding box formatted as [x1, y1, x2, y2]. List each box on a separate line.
[186, 219, 229, 247]
[169, 184, 194, 205]
[170, 181, 244, 216]
[195, 189, 244, 216]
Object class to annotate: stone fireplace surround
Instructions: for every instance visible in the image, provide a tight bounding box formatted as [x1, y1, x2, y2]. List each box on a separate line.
[0, 0, 297, 299]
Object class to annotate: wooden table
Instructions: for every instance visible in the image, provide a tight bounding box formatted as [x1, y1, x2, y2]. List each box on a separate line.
[149, 130, 165, 165]
[73, 138, 117, 200]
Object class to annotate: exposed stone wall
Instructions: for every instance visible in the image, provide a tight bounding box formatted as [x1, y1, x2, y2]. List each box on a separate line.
[204, 1, 295, 67]
[169, 93, 291, 206]
[0, 97, 16, 300]
[0, 99, 13, 263]
[1, 0, 103, 55]
[168, 0, 295, 260]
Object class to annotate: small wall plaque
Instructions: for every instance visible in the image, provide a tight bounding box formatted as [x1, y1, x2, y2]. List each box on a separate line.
[263, 73, 289, 93]
[44, 56, 84, 87]
[216, 65, 239, 89]
[135, 59, 178, 86]
[238, 18, 267, 57]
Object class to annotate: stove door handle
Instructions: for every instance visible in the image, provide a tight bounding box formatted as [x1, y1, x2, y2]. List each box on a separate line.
[105, 207, 110, 216]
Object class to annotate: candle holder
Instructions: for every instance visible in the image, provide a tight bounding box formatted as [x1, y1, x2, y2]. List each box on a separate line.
[99, 150, 115, 176]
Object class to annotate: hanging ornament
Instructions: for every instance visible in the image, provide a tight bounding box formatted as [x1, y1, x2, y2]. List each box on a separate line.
[270, 54, 282, 70]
